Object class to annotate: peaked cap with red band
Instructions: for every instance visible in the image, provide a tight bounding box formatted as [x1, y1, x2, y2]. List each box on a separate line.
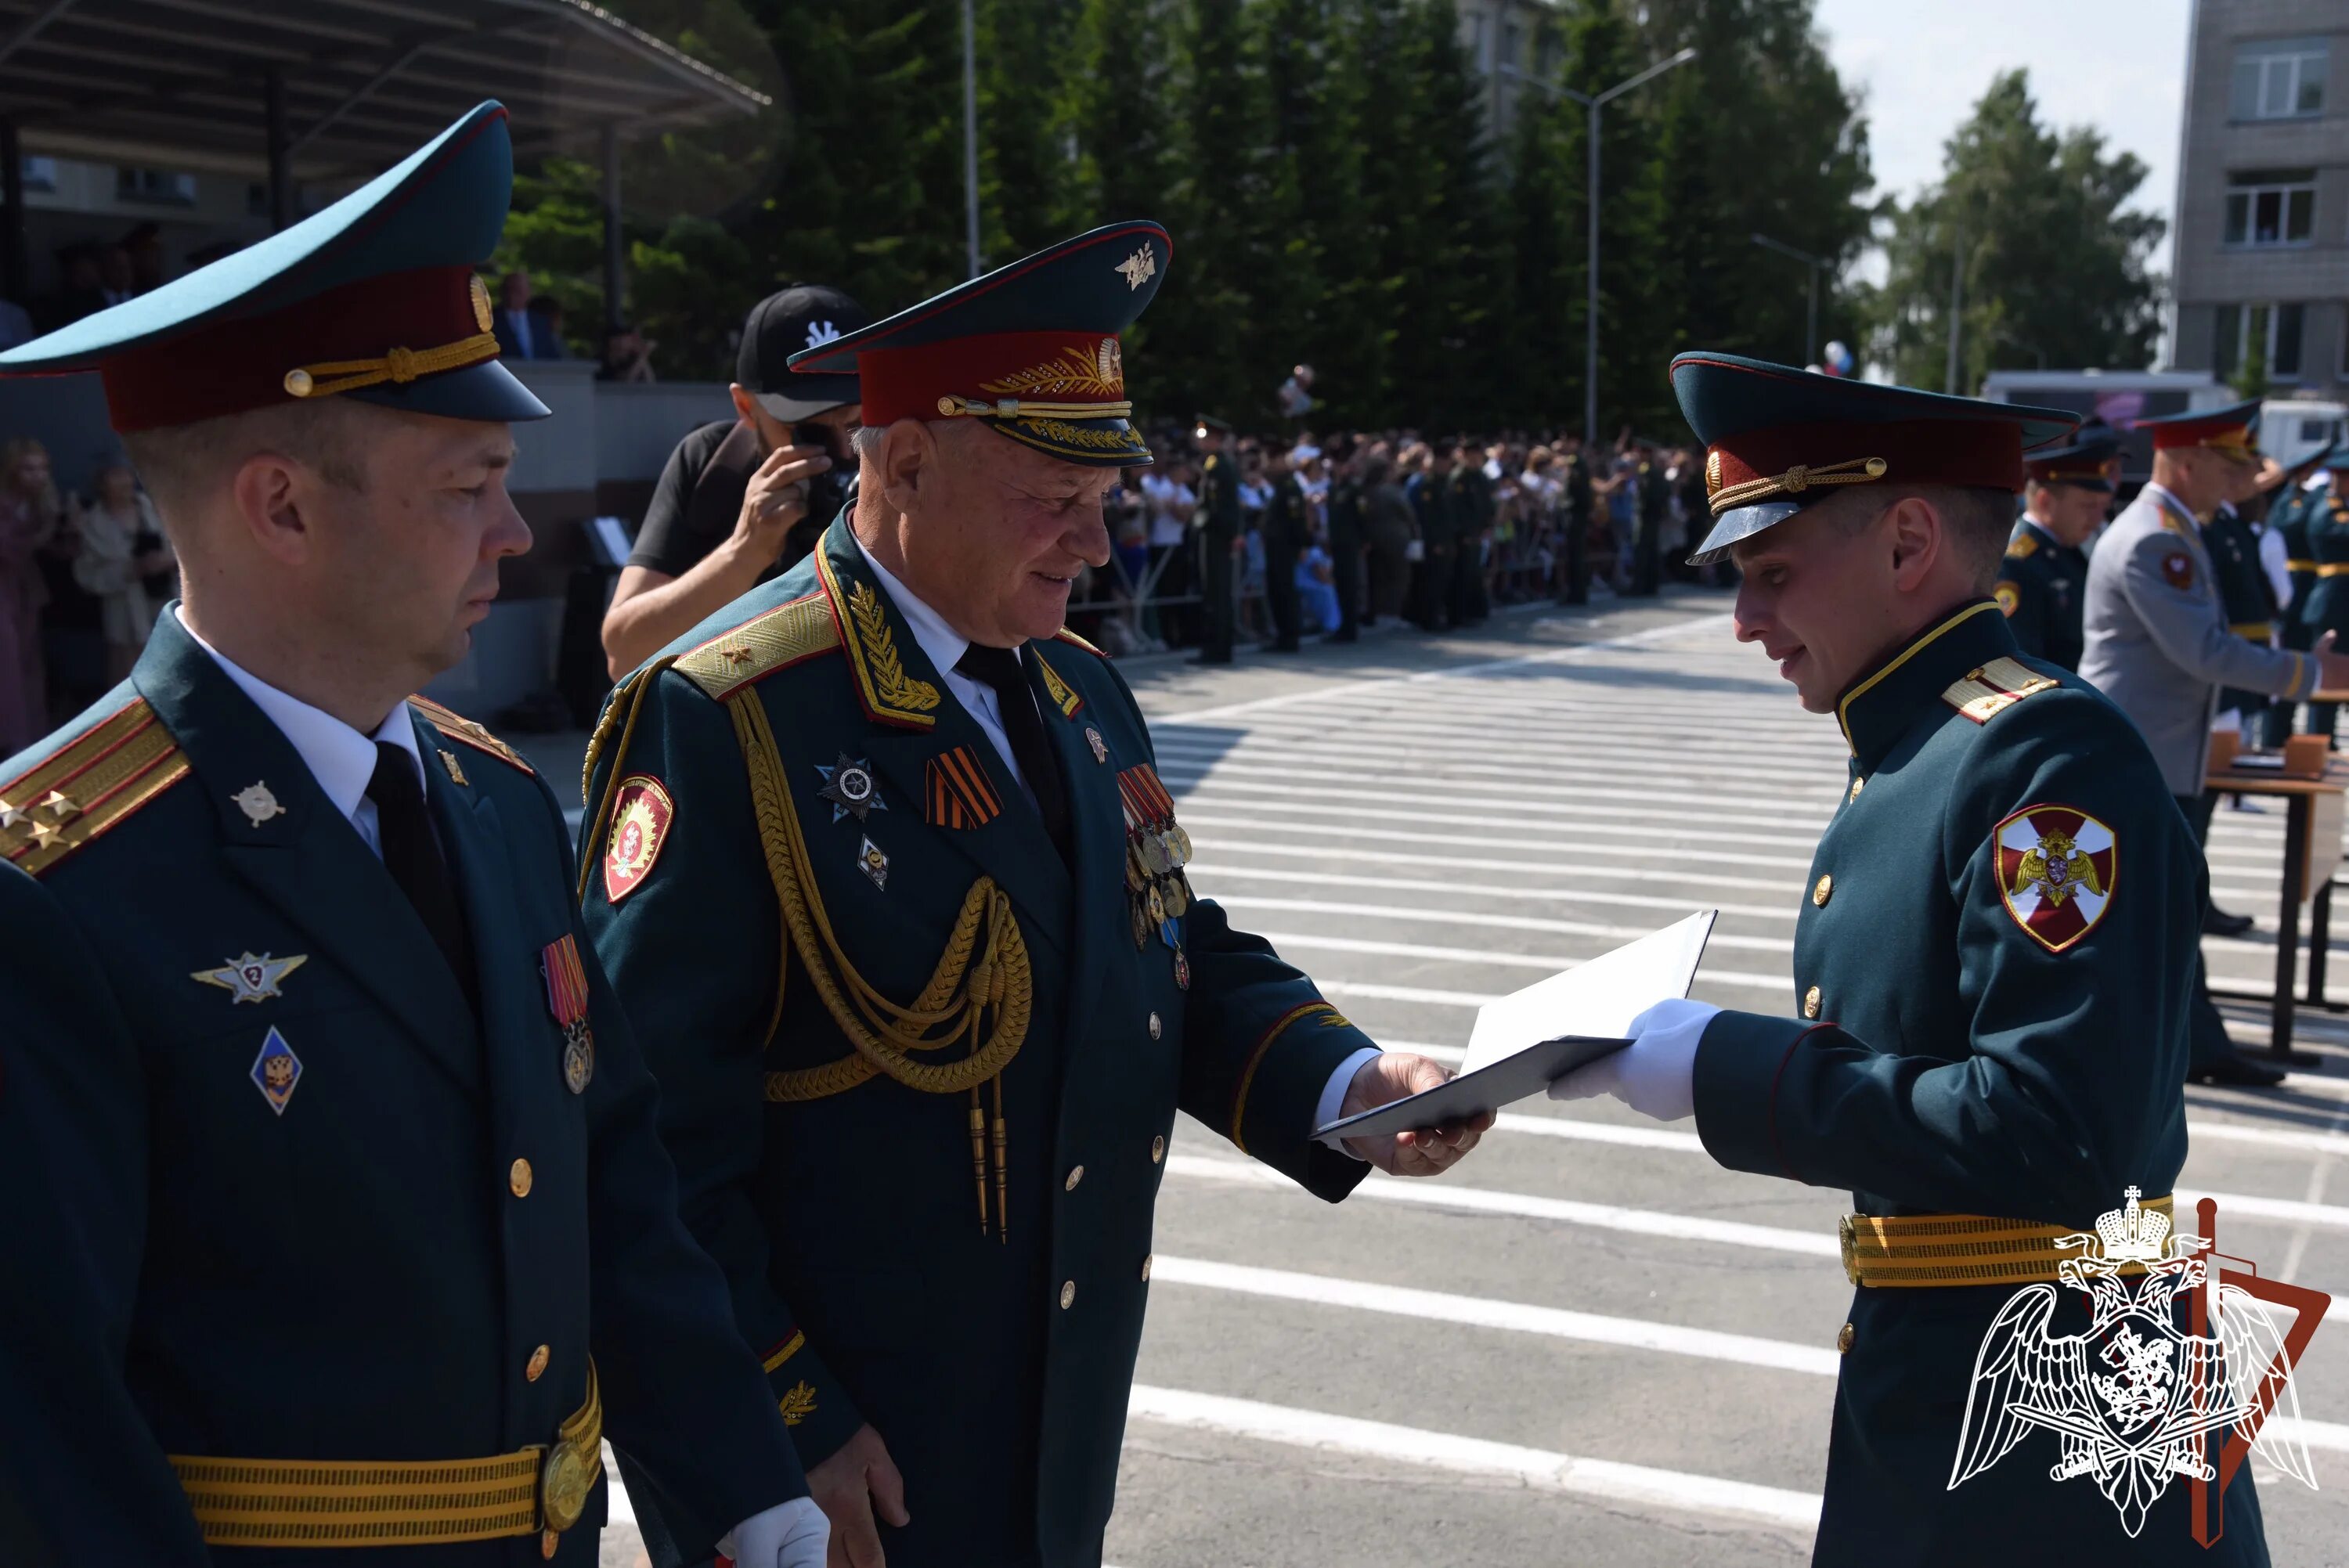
[2026, 433, 2123, 493]
[2132, 396, 2261, 457]
[0, 101, 547, 433]
[788, 220, 1171, 468]
[1670, 351, 2077, 565]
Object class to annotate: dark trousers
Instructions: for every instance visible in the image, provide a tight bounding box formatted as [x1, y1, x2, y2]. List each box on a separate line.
[1197, 528, 1234, 663]
[2176, 791, 2238, 1072]
[1449, 532, 1487, 625]
[1408, 542, 1452, 629]
[1264, 535, 1301, 650]
[1329, 531, 1362, 640]
[1149, 541, 1195, 648]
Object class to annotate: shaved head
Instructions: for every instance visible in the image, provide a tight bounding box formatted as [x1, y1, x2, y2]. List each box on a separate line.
[122, 398, 372, 540]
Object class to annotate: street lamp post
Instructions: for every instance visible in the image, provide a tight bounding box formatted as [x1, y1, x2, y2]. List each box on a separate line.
[1748, 232, 1831, 366]
[962, 0, 982, 279]
[1510, 47, 1696, 447]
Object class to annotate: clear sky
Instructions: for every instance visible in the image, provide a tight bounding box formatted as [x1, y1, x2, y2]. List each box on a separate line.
[1811, 0, 2192, 281]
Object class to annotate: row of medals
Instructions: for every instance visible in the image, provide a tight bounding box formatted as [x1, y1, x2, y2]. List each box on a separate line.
[1128, 811, 1196, 984]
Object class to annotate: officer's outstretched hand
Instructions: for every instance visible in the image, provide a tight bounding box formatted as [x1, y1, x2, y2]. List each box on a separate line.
[1548, 998, 1721, 1122]
[719, 1495, 828, 1568]
[1337, 1053, 1493, 1176]
[806, 1422, 909, 1568]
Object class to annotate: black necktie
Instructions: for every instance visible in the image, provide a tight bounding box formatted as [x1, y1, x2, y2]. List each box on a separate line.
[955, 645, 1071, 866]
[367, 741, 480, 1012]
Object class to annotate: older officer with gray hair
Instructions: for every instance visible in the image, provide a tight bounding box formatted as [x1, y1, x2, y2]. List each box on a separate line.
[2080, 398, 2349, 1086]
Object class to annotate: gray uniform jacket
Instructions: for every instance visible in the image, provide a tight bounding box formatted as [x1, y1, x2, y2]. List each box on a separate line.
[2080, 483, 2318, 795]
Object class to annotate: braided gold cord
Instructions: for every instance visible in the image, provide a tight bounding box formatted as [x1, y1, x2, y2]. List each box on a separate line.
[284, 334, 501, 400]
[1709, 454, 1888, 516]
[727, 693, 1030, 1101]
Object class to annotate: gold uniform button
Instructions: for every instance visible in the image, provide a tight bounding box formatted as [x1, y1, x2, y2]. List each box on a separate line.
[1803, 985, 1822, 1019]
[1836, 1321, 1856, 1354]
[1059, 1280, 1077, 1310]
[1148, 1011, 1162, 1040]
[1065, 1165, 1084, 1192]
[508, 1158, 533, 1198]
[1813, 874, 1834, 907]
[1150, 1134, 1166, 1165]
[525, 1344, 550, 1382]
[1140, 1254, 1153, 1282]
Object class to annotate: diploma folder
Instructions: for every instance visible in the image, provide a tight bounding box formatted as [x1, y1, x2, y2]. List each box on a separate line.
[1312, 910, 1717, 1141]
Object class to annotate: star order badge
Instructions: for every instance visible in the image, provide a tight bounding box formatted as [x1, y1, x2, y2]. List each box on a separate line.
[817, 754, 886, 823]
[1994, 804, 2116, 953]
[193, 950, 307, 1004]
[541, 933, 596, 1094]
[603, 775, 674, 904]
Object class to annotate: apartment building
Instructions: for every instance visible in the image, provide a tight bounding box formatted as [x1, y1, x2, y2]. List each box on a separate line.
[2169, 0, 2349, 391]
[1456, 0, 1565, 147]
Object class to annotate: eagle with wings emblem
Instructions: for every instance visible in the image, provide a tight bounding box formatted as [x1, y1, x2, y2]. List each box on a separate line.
[2011, 827, 2103, 907]
[1948, 1188, 2320, 1537]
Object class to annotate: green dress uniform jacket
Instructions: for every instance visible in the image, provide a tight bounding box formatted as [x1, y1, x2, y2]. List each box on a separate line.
[2203, 504, 2280, 719]
[1689, 601, 2263, 1566]
[2297, 487, 2349, 642]
[2269, 484, 2320, 642]
[1993, 521, 2087, 671]
[0, 615, 806, 1567]
[578, 519, 1376, 1568]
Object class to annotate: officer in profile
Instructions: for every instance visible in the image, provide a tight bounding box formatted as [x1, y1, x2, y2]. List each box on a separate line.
[1556, 351, 2271, 1563]
[577, 222, 1485, 1568]
[600, 283, 872, 676]
[0, 103, 825, 1567]
[1994, 434, 2115, 670]
[2080, 401, 2349, 1087]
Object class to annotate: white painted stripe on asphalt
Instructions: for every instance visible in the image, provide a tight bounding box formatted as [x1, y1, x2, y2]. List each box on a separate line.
[1155, 611, 1736, 726]
[1151, 1255, 1837, 1374]
[2178, 1188, 2349, 1231]
[1177, 812, 1817, 872]
[601, 1444, 635, 1525]
[1317, 978, 1502, 1008]
[1167, 771, 1833, 840]
[1125, 1385, 1821, 1534]
[1250, 929, 1793, 993]
[1187, 836, 1810, 896]
[1189, 856, 1800, 917]
[1164, 1154, 1841, 1256]
[1146, 1259, 2349, 1458]
[1175, 788, 1836, 855]
[1213, 893, 1794, 954]
[1155, 755, 1842, 822]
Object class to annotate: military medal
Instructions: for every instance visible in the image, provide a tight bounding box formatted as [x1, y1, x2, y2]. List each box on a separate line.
[858, 834, 890, 890]
[250, 1026, 302, 1114]
[540, 934, 596, 1094]
[193, 950, 308, 1004]
[816, 754, 886, 823]
[1085, 727, 1107, 764]
[1161, 875, 1188, 918]
[1130, 899, 1151, 948]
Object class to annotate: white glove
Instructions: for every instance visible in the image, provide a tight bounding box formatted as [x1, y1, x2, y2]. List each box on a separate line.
[719, 1496, 830, 1568]
[1546, 997, 1720, 1122]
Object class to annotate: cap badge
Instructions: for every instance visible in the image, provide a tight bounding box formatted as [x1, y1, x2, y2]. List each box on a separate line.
[1705, 449, 1723, 497]
[470, 274, 493, 333]
[805, 319, 841, 350]
[1098, 338, 1124, 390]
[1115, 246, 1157, 290]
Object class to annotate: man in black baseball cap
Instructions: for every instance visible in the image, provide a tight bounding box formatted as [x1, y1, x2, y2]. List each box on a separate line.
[601, 283, 871, 676]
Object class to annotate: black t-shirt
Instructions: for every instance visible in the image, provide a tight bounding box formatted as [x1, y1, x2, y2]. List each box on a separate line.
[627, 419, 760, 579]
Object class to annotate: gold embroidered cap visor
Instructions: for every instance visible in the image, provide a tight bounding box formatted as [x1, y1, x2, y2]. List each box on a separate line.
[1669, 351, 2076, 566]
[0, 101, 547, 433]
[788, 221, 1172, 469]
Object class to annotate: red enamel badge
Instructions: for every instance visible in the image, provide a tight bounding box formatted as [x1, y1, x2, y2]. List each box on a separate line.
[1994, 803, 2116, 953]
[604, 775, 674, 904]
[2161, 551, 2196, 590]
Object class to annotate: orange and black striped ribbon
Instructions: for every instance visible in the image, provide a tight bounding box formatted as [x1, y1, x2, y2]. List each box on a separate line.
[926, 746, 1003, 828]
[540, 933, 590, 1025]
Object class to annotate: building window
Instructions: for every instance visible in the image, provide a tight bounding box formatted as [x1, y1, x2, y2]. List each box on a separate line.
[2214, 302, 2307, 382]
[115, 167, 195, 206]
[2231, 38, 2327, 120]
[1465, 9, 1489, 72]
[1500, 21, 1521, 73]
[19, 156, 56, 193]
[2222, 170, 2316, 248]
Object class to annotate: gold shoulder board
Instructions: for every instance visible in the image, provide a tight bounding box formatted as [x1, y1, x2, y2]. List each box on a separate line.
[673, 590, 842, 700]
[1941, 656, 2060, 726]
[0, 697, 191, 878]
[1052, 627, 1106, 658]
[2006, 532, 2039, 560]
[408, 696, 533, 774]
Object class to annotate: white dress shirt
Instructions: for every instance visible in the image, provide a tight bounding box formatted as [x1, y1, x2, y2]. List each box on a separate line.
[177, 609, 426, 859]
[851, 541, 1379, 1146]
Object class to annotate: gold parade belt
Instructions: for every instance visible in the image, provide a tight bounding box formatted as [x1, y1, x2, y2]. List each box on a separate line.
[2315, 563, 2349, 577]
[1840, 1196, 2174, 1289]
[169, 1363, 602, 1551]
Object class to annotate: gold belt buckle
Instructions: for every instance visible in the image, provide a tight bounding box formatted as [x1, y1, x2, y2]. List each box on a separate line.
[538, 1361, 605, 1545]
[1838, 1214, 1860, 1285]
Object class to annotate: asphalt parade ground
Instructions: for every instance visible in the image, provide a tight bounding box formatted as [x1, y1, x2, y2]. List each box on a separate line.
[590, 586, 2349, 1568]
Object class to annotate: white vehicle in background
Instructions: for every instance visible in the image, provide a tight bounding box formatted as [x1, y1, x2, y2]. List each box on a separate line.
[1981, 370, 2226, 486]
[2260, 398, 2347, 470]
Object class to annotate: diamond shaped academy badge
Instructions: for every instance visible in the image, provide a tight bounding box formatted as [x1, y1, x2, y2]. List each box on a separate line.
[250, 1026, 302, 1115]
[1994, 804, 2115, 953]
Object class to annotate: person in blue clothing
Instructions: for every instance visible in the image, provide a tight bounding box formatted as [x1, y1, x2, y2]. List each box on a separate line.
[0, 103, 825, 1568]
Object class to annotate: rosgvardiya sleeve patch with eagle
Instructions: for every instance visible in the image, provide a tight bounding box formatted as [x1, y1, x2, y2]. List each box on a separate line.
[1993, 803, 2115, 953]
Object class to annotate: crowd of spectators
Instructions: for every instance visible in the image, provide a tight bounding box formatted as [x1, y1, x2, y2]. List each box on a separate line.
[0, 438, 179, 755]
[1073, 420, 1724, 657]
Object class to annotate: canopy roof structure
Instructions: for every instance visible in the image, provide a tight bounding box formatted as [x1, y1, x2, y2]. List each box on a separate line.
[0, 0, 770, 181]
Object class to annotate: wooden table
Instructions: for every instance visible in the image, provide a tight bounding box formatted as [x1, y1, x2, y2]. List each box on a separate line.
[2203, 765, 2347, 1065]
